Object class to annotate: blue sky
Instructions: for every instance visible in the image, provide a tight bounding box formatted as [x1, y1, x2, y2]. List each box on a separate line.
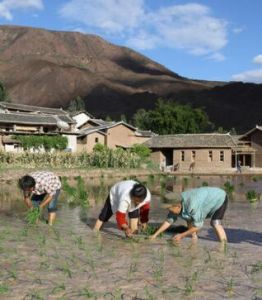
[0, 0, 262, 83]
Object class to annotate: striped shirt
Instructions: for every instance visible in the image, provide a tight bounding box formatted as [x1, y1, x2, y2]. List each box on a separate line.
[30, 171, 61, 196]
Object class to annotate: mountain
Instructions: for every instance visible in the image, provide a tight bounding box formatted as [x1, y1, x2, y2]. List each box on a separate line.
[0, 25, 260, 133]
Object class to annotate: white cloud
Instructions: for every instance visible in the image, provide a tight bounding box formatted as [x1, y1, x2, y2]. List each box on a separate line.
[232, 27, 244, 34]
[60, 0, 144, 34]
[232, 69, 262, 83]
[206, 52, 225, 62]
[60, 1, 228, 59]
[253, 54, 262, 64]
[0, 0, 43, 20]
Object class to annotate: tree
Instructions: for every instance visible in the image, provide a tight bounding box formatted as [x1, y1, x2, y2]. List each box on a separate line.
[133, 99, 213, 134]
[67, 96, 85, 112]
[120, 114, 127, 123]
[0, 81, 8, 102]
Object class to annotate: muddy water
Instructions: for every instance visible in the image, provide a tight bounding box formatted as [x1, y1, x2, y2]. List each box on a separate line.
[0, 175, 262, 299]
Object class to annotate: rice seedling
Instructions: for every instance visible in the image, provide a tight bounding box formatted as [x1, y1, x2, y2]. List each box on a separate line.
[225, 278, 235, 296]
[144, 286, 157, 300]
[182, 177, 189, 188]
[140, 224, 160, 236]
[127, 261, 138, 280]
[24, 290, 44, 300]
[204, 248, 212, 264]
[77, 287, 97, 298]
[25, 207, 41, 225]
[250, 261, 262, 274]
[20, 227, 28, 237]
[152, 249, 165, 284]
[223, 181, 234, 198]
[39, 261, 50, 271]
[183, 271, 198, 295]
[246, 190, 257, 203]
[6, 269, 17, 280]
[59, 263, 72, 278]
[62, 176, 89, 208]
[184, 277, 194, 295]
[37, 234, 46, 246]
[0, 285, 9, 295]
[74, 235, 85, 250]
[202, 181, 209, 186]
[51, 283, 66, 295]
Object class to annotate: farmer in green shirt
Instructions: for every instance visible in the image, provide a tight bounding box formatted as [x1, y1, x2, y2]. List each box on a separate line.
[150, 187, 228, 243]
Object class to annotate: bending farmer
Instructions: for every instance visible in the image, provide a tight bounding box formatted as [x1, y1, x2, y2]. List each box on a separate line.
[151, 187, 228, 243]
[18, 171, 61, 225]
[94, 180, 151, 238]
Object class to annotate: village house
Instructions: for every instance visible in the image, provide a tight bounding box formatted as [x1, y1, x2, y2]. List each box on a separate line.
[143, 133, 257, 171]
[73, 112, 155, 152]
[237, 125, 262, 167]
[0, 102, 77, 152]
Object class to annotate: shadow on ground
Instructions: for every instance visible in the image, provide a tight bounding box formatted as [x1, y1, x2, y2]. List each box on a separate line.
[203, 228, 262, 246]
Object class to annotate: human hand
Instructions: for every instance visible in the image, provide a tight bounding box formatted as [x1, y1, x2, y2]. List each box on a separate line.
[125, 227, 133, 238]
[173, 234, 183, 243]
[149, 235, 156, 241]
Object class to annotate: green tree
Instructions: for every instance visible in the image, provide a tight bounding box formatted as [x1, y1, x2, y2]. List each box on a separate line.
[133, 99, 213, 134]
[0, 81, 8, 102]
[67, 96, 85, 112]
[130, 144, 151, 159]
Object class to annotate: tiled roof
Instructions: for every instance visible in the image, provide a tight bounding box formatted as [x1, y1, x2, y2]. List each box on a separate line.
[239, 125, 262, 139]
[0, 102, 67, 115]
[0, 112, 61, 125]
[79, 120, 156, 137]
[143, 133, 237, 148]
[89, 119, 114, 126]
[0, 102, 75, 124]
[78, 126, 107, 137]
[135, 129, 157, 138]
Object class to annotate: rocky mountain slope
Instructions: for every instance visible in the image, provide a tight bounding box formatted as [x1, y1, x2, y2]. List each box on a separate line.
[0, 25, 260, 132]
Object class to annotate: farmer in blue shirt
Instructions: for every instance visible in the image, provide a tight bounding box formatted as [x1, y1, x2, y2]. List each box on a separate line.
[150, 187, 228, 243]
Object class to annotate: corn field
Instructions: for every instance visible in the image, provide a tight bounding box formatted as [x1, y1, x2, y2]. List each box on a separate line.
[0, 149, 144, 169]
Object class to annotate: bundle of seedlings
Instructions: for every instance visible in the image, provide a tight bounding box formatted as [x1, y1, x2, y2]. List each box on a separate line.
[25, 207, 41, 225]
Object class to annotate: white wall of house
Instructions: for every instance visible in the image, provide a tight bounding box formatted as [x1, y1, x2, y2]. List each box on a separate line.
[64, 135, 77, 152]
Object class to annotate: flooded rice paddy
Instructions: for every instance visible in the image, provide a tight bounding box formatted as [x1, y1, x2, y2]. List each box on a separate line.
[0, 174, 262, 299]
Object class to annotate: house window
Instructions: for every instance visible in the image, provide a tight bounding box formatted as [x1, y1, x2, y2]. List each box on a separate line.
[95, 137, 99, 143]
[208, 151, 213, 162]
[220, 151, 224, 162]
[191, 151, 196, 161]
[181, 151, 185, 161]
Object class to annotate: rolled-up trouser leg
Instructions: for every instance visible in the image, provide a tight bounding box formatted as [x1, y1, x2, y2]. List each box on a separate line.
[210, 196, 228, 227]
[210, 196, 228, 242]
[128, 209, 139, 232]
